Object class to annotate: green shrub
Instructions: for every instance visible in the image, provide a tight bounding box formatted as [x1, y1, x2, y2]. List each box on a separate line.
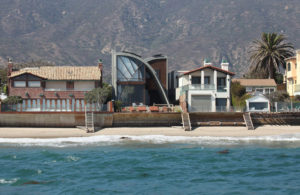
[2, 96, 23, 104]
[114, 100, 122, 112]
[231, 81, 246, 98]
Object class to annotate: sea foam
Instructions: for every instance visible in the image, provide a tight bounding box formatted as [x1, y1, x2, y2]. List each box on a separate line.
[1, 134, 300, 147]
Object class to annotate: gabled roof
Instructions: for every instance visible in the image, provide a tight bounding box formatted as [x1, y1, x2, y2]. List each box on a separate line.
[9, 66, 101, 81]
[232, 79, 277, 87]
[246, 94, 269, 102]
[183, 65, 235, 76]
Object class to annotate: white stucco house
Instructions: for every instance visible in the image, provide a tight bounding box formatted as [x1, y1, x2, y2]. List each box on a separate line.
[246, 94, 270, 112]
[176, 59, 235, 112]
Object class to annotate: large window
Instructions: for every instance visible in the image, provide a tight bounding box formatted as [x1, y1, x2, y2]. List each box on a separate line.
[192, 76, 201, 84]
[14, 81, 26, 87]
[117, 56, 145, 82]
[28, 81, 41, 87]
[288, 63, 291, 71]
[204, 76, 210, 84]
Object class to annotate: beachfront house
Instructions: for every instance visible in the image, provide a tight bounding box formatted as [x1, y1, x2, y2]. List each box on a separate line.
[175, 59, 235, 112]
[232, 79, 277, 95]
[111, 50, 170, 107]
[246, 94, 270, 112]
[6, 60, 103, 112]
[285, 49, 300, 96]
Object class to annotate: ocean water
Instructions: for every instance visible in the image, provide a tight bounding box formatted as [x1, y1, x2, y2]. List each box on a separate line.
[1, 135, 300, 194]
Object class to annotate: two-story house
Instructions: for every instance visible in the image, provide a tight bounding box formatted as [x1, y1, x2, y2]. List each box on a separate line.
[175, 59, 235, 112]
[7, 60, 102, 112]
[285, 50, 300, 96]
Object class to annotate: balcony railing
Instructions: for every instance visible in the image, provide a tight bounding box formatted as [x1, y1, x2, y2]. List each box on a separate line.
[181, 84, 227, 92]
[182, 84, 215, 91]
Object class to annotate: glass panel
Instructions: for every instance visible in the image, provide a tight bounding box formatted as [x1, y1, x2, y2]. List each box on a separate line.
[71, 99, 75, 111]
[28, 81, 41, 87]
[32, 100, 36, 110]
[192, 77, 201, 84]
[37, 99, 40, 111]
[66, 99, 70, 111]
[57, 100, 61, 111]
[62, 100, 66, 111]
[42, 99, 46, 111]
[81, 100, 85, 111]
[76, 100, 80, 112]
[204, 76, 210, 84]
[14, 81, 26, 87]
[51, 100, 55, 111]
[121, 56, 136, 75]
[117, 56, 144, 82]
[47, 100, 50, 111]
[27, 100, 31, 109]
[22, 100, 26, 111]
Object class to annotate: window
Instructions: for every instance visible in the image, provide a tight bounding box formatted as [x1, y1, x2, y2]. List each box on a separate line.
[191, 76, 201, 84]
[14, 81, 26, 87]
[296, 64, 297, 70]
[155, 69, 161, 80]
[66, 81, 74, 90]
[28, 81, 41, 87]
[270, 88, 275, 93]
[255, 88, 263, 93]
[246, 87, 252, 92]
[204, 76, 210, 84]
[264, 88, 270, 94]
[288, 63, 291, 71]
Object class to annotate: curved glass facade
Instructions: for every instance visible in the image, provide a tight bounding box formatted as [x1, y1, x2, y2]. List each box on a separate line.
[112, 53, 169, 106]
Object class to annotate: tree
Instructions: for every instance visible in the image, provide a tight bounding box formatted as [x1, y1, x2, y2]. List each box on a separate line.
[2, 96, 22, 105]
[84, 85, 112, 109]
[250, 33, 294, 79]
[230, 81, 251, 109]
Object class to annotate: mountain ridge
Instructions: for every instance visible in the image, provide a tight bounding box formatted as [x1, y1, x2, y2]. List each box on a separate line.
[0, 0, 299, 78]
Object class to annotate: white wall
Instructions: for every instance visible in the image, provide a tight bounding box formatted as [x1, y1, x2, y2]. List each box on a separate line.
[74, 81, 95, 91]
[178, 75, 190, 87]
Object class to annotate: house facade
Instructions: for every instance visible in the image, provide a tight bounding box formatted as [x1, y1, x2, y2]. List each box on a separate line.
[285, 50, 300, 96]
[7, 61, 102, 112]
[232, 79, 277, 95]
[111, 50, 169, 107]
[175, 60, 235, 112]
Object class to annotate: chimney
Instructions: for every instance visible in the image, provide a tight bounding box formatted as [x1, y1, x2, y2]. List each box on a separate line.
[7, 58, 13, 77]
[221, 58, 229, 71]
[204, 58, 212, 66]
[98, 59, 103, 87]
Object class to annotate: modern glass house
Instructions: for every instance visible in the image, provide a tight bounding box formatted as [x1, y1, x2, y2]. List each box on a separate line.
[111, 50, 170, 106]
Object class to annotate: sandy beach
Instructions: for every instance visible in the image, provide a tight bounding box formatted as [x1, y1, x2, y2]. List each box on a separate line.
[1, 125, 300, 138]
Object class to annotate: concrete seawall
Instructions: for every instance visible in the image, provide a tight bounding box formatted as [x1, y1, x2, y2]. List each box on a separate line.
[1, 112, 300, 128]
[0, 112, 113, 127]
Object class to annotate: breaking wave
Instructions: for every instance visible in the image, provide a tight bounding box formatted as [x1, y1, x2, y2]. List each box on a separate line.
[1, 134, 300, 147]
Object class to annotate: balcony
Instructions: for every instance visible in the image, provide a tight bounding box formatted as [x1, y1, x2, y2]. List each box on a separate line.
[183, 84, 215, 91]
[181, 84, 227, 92]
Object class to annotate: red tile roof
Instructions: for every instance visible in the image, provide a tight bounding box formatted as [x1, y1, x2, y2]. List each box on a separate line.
[183, 65, 235, 76]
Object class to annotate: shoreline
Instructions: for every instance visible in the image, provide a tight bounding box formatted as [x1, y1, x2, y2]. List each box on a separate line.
[1, 126, 300, 139]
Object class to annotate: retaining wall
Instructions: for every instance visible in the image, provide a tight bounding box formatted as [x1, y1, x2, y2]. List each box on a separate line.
[112, 113, 182, 127]
[251, 113, 300, 125]
[190, 112, 245, 126]
[0, 112, 113, 127]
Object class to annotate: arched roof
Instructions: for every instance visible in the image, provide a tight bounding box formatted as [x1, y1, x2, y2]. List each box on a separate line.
[114, 51, 170, 106]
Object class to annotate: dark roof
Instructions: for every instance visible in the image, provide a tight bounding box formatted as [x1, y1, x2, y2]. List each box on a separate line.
[183, 65, 235, 76]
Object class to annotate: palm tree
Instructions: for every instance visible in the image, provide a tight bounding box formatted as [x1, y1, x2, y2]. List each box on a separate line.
[250, 32, 294, 79]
